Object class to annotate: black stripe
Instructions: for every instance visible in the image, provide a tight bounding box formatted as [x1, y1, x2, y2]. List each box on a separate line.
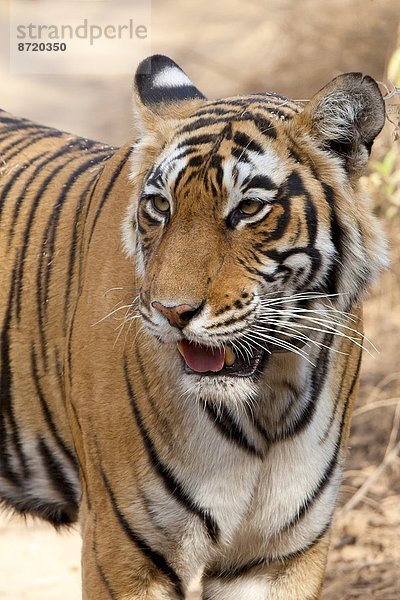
[124, 356, 220, 542]
[231, 146, 250, 162]
[187, 154, 205, 168]
[7, 138, 106, 245]
[13, 155, 79, 322]
[320, 347, 362, 442]
[204, 519, 331, 582]
[305, 195, 318, 246]
[322, 182, 344, 296]
[242, 174, 276, 192]
[6, 140, 77, 238]
[0, 128, 59, 163]
[176, 134, 217, 149]
[158, 146, 198, 172]
[205, 402, 263, 458]
[36, 152, 111, 367]
[278, 453, 339, 534]
[275, 352, 361, 534]
[0, 264, 29, 483]
[88, 146, 132, 244]
[0, 121, 49, 138]
[138, 311, 157, 327]
[343, 349, 362, 406]
[178, 117, 227, 134]
[263, 247, 322, 272]
[38, 437, 78, 508]
[54, 347, 64, 395]
[284, 333, 333, 438]
[0, 116, 104, 151]
[12, 144, 108, 325]
[253, 334, 333, 442]
[0, 487, 75, 527]
[7, 130, 63, 159]
[190, 106, 237, 118]
[261, 193, 291, 243]
[252, 113, 277, 139]
[172, 164, 188, 195]
[177, 113, 281, 135]
[235, 257, 273, 283]
[205, 306, 255, 329]
[140, 85, 205, 105]
[0, 152, 51, 224]
[65, 158, 104, 393]
[137, 221, 146, 235]
[137, 483, 170, 537]
[30, 345, 79, 471]
[135, 345, 175, 438]
[96, 557, 116, 599]
[74, 168, 105, 300]
[92, 517, 117, 600]
[0, 115, 30, 125]
[209, 154, 224, 189]
[276, 518, 332, 563]
[100, 465, 183, 598]
[145, 164, 164, 188]
[40, 155, 111, 295]
[286, 169, 305, 196]
[233, 131, 263, 154]
[63, 169, 104, 327]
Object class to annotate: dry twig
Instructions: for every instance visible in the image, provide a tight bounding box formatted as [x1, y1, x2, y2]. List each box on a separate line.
[339, 439, 400, 517]
[353, 397, 400, 417]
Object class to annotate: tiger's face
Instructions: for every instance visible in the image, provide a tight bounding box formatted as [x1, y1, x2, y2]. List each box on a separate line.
[135, 112, 335, 378]
[124, 56, 386, 402]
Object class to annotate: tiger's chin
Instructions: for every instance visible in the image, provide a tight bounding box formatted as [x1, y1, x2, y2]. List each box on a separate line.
[145, 328, 269, 404]
[178, 371, 260, 406]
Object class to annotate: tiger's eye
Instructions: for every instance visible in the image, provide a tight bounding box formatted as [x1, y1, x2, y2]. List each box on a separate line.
[238, 199, 263, 216]
[151, 195, 170, 214]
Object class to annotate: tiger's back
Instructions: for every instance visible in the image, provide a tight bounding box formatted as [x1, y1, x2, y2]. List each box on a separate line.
[0, 109, 118, 524]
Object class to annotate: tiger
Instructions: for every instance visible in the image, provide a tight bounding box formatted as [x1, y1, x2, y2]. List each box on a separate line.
[0, 54, 387, 599]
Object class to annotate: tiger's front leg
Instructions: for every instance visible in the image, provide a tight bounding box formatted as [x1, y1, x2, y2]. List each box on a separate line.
[80, 500, 185, 600]
[201, 533, 330, 600]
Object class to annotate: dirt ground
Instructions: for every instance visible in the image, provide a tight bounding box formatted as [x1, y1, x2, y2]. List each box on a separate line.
[0, 0, 399, 598]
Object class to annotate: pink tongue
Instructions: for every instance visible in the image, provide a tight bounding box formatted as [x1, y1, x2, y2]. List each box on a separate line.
[179, 340, 225, 373]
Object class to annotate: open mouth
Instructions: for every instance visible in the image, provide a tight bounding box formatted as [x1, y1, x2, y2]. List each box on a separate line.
[177, 339, 267, 378]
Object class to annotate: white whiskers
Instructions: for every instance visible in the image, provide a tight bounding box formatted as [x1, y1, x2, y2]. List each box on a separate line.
[91, 293, 141, 351]
[251, 289, 374, 357]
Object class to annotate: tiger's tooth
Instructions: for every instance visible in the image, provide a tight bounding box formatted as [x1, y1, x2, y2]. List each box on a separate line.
[177, 341, 184, 357]
[225, 346, 236, 366]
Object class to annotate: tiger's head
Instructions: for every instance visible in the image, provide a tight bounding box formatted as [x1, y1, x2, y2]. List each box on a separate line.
[123, 55, 387, 403]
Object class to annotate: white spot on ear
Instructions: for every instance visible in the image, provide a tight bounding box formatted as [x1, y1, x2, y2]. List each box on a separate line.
[153, 67, 192, 89]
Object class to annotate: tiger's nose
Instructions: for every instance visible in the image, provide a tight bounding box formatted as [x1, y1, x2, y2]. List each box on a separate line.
[151, 302, 202, 329]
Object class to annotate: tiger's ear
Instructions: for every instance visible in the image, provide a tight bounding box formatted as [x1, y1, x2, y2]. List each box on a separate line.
[295, 73, 385, 173]
[133, 55, 206, 134]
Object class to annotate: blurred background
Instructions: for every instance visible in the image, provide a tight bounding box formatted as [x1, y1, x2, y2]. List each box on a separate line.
[0, 0, 399, 598]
